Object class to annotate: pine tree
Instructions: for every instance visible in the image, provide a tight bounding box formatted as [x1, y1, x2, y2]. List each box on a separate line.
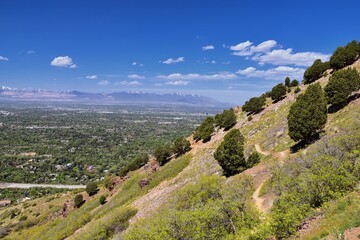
[287, 83, 327, 142]
[214, 129, 245, 177]
[325, 68, 360, 107]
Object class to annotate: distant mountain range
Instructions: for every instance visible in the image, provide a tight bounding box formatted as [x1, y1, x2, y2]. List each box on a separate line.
[0, 86, 232, 107]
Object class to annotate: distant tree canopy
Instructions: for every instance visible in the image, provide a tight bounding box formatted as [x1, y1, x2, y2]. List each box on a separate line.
[193, 116, 214, 142]
[290, 79, 299, 87]
[270, 83, 287, 102]
[154, 144, 173, 165]
[325, 68, 360, 107]
[287, 83, 327, 142]
[284, 77, 291, 87]
[214, 129, 245, 177]
[303, 59, 330, 84]
[242, 96, 266, 114]
[330, 40, 360, 70]
[86, 181, 98, 196]
[172, 137, 191, 156]
[214, 109, 237, 130]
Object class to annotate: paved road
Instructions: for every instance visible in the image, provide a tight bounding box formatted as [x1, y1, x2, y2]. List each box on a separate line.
[0, 182, 86, 189]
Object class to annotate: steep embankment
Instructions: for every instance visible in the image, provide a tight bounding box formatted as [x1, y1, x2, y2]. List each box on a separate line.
[2, 60, 359, 240]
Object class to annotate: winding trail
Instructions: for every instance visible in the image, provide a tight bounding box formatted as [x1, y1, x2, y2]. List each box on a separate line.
[252, 181, 267, 213]
[252, 144, 288, 213]
[255, 144, 270, 156]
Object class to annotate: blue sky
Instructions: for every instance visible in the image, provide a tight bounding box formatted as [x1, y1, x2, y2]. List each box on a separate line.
[0, 0, 359, 104]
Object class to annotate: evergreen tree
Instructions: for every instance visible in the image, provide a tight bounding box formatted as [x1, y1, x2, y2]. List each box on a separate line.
[303, 59, 329, 84]
[330, 40, 360, 70]
[214, 129, 245, 177]
[270, 83, 287, 102]
[86, 181, 98, 196]
[193, 116, 214, 142]
[215, 109, 237, 130]
[242, 96, 266, 114]
[154, 144, 172, 165]
[287, 83, 327, 142]
[284, 77, 291, 87]
[74, 194, 84, 208]
[325, 68, 360, 107]
[172, 137, 191, 155]
[290, 79, 299, 87]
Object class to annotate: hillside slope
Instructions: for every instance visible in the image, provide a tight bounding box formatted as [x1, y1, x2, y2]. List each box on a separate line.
[1, 61, 360, 240]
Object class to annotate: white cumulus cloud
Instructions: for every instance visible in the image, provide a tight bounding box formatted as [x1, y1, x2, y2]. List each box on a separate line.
[230, 40, 253, 51]
[165, 80, 190, 86]
[86, 75, 97, 80]
[0, 56, 9, 61]
[26, 50, 35, 54]
[231, 40, 277, 56]
[237, 66, 305, 80]
[157, 72, 237, 81]
[202, 45, 215, 51]
[51, 56, 77, 68]
[117, 81, 142, 86]
[230, 40, 331, 67]
[161, 57, 184, 64]
[98, 80, 109, 86]
[128, 74, 145, 79]
[252, 48, 331, 67]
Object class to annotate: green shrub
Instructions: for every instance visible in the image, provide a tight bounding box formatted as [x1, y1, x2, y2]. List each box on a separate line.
[124, 175, 259, 240]
[172, 137, 191, 156]
[242, 96, 266, 114]
[74, 194, 84, 208]
[86, 181, 98, 196]
[193, 116, 214, 142]
[214, 129, 245, 177]
[270, 83, 287, 102]
[288, 83, 327, 142]
[290, 79, 299, 87]
[325, 68, 360, 107]
[284, 77, 291, 87]
[304, 59, 330, 84]
[154, 144, 172, 165]
[99, 195, 106, 205]
[294, 86, 301, 93]
[247, 152, 260, 168]
[330, 40, 360, 70]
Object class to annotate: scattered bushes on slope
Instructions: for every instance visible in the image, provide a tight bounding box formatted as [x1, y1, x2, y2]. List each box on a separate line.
[269, 118, 360, 239]
[119, 153, 149, 177]
[154, 144, 173, 165]
[124, 175, 259, 240]
[303, 59, 330, 84]
[325, 68, 360, 107]
[287, 83, 327, 143]
[270, 83, 287, 102]
[172, 136, 191, 156]
[330, 40, 360, 70]
[214, 108, 237, 130]
[193, 116, 215, 142]
[242, 96, 266, 114]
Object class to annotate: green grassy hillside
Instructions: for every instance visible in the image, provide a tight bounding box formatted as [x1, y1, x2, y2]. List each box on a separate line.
[1, 57, 360, 239]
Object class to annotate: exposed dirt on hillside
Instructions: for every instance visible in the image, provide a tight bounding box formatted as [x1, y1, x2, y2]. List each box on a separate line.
[128, 129, 225, 226]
